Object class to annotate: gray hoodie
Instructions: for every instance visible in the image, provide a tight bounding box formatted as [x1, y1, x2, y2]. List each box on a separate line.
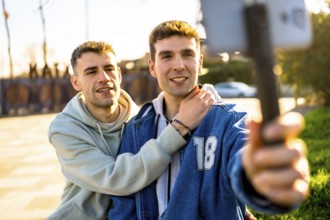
[48, 90, 186, 220]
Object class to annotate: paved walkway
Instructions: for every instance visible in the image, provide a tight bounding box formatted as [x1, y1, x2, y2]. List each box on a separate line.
[0, 113, 63, 220]
[0, 98, 307, 220]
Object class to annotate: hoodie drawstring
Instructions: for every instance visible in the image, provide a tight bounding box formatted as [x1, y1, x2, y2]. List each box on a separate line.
[95, 122, 112, 153]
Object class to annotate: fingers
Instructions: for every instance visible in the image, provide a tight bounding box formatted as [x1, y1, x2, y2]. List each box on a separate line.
[242, 120, 262, 182]
[182, 86, 214, 107]
[263, 179, 309, 206]
[247, 119, 262, 149]
[252, 155, 310, 206]
[262, 112, 305, 142]
[244, 113, 310, 207]
[198, 90, 216, 107]
[184, 86, 199, 100]
[254, 147, 299, 168]
[294, 153, 310, 181]
[196, 87, 215, 101]
[254, 162, 307, 189]
[254, 171, 309, 206]
[185, 87, 215, 110]
[253, 139, 306, 168]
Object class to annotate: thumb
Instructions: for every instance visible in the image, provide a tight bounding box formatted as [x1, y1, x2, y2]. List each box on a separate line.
[243, 119, 263, 180]
[247, 119, 262, 149]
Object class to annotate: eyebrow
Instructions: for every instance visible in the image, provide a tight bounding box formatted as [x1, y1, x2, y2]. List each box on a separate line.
[83, 66, 97, 73]
[158, 48, 195, 56]
[158, 50, 172, 56]
[182, 48, 196, 54]
[104, 64, 115, 69]
[83, 64, 115, 73]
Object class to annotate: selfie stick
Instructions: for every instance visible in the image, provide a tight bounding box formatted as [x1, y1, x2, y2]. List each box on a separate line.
[244, 1, 280, 128]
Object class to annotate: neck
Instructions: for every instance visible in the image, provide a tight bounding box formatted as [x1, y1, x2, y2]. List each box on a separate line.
[163, 94, 182, 120]
[88, 103, 120, 123]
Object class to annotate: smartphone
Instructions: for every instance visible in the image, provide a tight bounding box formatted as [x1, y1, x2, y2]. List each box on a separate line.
[200, 0, 313, 54]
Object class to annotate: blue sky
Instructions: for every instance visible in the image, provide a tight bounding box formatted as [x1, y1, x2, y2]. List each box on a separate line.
[0, 0, 326, 77]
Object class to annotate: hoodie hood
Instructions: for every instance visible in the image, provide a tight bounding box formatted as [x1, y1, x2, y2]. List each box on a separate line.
[201, 83, 222, 103]
[61, 90, 139, 133]
[152, 92, 165, 117]
[48, 89, 139, 157]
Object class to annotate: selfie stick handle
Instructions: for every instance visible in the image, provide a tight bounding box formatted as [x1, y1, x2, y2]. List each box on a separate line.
[244, 3, 280, 126]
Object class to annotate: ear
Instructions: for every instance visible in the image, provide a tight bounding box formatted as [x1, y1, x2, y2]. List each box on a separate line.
[148, 59, 157, 78]
[70, 74, 82, 92]
[117, 67, 122, 83]
[198, 54, 204, 76]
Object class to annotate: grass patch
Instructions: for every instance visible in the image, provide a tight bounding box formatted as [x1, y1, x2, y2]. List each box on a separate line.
[251, 107, 330, 220]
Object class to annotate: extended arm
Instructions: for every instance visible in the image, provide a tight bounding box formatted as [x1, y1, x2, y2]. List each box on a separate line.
[231, 112, 309, 214]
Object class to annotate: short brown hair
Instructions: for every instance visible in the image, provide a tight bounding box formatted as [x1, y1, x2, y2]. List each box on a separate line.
[70, 41, 116, 72]
[149, 20, 200, 61]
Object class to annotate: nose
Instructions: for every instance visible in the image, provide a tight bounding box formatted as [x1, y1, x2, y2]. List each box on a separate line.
[98, 70, 110, 83]
[173, 56, 185, 71]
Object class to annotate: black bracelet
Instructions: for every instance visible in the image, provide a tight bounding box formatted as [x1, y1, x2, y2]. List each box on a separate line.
[173, 119, 192, 136]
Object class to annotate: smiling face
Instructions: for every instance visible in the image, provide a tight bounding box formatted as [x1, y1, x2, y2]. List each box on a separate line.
[70, 51, 122, 114]
[149, 35, 203, 102]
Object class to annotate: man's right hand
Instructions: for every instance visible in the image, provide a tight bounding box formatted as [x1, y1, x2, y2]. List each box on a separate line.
[175, 86, 215, 132]
[242, 112, 309, 207]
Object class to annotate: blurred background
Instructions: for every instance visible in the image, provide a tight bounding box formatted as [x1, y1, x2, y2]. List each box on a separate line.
[0, 1, 329, 219]
[0, 0, 329, 117]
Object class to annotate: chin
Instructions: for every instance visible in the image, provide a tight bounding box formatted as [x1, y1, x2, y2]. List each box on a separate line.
[173, 89, 191, 97]
[170, 93, 188, 100]
[96, 100, 113, 108]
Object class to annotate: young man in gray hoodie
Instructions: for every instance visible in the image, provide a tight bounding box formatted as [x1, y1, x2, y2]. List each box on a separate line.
[48, 41, 214, 219]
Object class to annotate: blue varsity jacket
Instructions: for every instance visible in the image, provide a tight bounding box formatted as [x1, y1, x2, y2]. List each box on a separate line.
[109, 101, 296, 220]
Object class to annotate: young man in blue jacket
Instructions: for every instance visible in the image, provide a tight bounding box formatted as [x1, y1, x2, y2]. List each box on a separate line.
[108, 20, 310, 219]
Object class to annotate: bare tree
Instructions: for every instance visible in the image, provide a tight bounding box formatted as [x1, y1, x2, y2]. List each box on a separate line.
[85, 0, 89, 40]
[24, 44, 38, 65]
[1, 0, 13, 79]
[38, 0, 50, 66]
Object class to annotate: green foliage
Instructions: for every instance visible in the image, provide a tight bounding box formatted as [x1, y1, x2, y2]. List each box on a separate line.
[199, 60, 254, 85]
[277, 13, 330, 106]
[251, 108, 330, 220]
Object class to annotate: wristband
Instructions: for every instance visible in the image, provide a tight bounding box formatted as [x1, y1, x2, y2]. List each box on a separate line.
[173, 119, 192, 136]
